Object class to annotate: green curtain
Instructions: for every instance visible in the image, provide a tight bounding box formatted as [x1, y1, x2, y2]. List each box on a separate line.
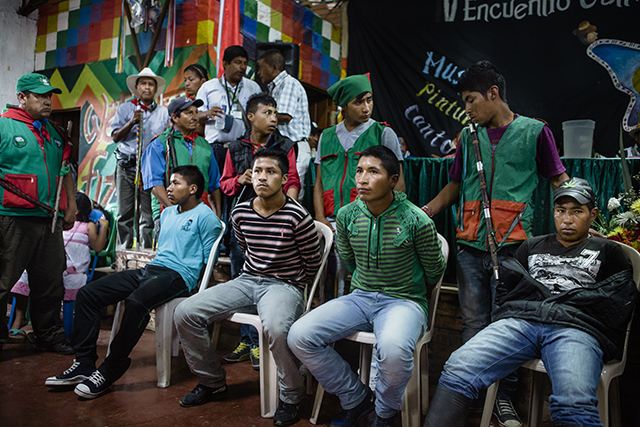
[303, 157, 638, 282]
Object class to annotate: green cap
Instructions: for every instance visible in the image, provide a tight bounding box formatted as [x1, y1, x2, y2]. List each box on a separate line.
[16, 73, 62, 95]
[327, 74, 372, 107]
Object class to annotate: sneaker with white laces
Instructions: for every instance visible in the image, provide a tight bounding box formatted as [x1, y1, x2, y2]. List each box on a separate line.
[493, 398, 523, 427]
[74, 369, 113, 399]
[250, 345, 260, 371]
[45, 360, 95, 386]
[223, 342, 251, 362]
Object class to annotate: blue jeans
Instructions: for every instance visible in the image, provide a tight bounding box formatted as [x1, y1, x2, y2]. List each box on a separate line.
[456, 243, 520, 398]
[174, 273, 305, 404]
[439, 318, 604, 426]
[288, 289, 427, 418]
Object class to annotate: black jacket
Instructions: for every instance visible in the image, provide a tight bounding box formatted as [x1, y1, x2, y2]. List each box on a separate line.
[494, 256, 637, 362]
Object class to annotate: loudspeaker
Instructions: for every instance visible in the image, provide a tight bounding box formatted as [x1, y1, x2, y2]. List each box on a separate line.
[255, 42, 300, 88]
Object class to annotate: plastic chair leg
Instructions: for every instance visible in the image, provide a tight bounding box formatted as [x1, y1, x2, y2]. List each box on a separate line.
[529, 371, 545, 427]
[309, 382, 325, 425]
[107, 301, 124, 357]
[155, 298, 186, 388]
[480, 381, 499, 427]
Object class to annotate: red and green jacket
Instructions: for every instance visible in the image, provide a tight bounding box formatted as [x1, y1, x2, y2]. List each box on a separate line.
[0, 106, 71, 217]
[319, 121, 385, 218]
[457, 116, 544, 251]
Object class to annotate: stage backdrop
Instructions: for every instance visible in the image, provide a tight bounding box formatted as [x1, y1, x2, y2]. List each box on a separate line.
[347, 0, 640, 158]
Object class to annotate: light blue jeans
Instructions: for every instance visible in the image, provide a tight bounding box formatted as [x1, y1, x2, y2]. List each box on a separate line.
[288, 289, 427, 418]
[439, 318, 604, 426]
[174, 273, 306, 404]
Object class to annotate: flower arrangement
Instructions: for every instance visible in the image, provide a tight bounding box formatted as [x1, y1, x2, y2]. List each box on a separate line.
[595, 184, 640, 250]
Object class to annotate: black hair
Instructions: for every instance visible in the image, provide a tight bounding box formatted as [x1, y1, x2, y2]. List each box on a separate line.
[258, 49, 285, 71]
[354, 92, 372, 103]
[310, 126, 323, 136]
[252, 148, 289, 176]
[223, 45, 249, 64]
[136, 76, 157, 88]
[457, 60, 507, 102]
[75, 192, 93, 223]
[184, 63, 209, 81]
[246, 92, 277, 115]
[171, 165, 205, 199]
[359, 145, 400, 177]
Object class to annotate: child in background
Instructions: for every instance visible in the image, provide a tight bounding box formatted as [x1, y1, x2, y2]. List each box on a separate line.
[7, 192, 109, 342]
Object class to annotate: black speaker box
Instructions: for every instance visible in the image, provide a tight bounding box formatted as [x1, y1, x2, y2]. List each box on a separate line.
[255, 42, 300, 88]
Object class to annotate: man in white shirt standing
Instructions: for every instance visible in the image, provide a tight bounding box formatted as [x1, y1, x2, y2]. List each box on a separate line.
[196, 45, 261, 169]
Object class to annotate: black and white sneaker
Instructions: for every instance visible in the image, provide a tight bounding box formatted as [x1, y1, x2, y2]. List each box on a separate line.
[493, 398, 523, 427]
[74, 370, 113, 399]
[45, 360, 95, 386]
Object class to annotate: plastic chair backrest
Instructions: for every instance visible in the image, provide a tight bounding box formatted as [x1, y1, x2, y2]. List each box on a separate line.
[426, 233, 449, 337]
[612, 241, 640, 365]
[197, 221, 226, 293]
[304, 221, 334, 313]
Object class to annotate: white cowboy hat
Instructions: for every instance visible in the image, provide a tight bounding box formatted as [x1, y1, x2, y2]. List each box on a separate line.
[126, 67, 166, 98]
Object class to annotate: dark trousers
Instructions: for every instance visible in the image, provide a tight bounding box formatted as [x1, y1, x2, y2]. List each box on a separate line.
[0, 216, 66, 345]
[72, 264, 188, 374]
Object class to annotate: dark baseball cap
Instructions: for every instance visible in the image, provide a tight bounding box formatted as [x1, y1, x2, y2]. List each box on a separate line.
[16, 73, 62, 94]
[168, 97, 203, 116]
[553, 177, 596, 206]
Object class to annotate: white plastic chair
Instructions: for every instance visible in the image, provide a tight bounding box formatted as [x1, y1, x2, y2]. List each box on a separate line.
[108, 222, 225, 388]
[480, 240, 640, 427]
[210, 220, 334, 418]
[309, 233, 450, 427]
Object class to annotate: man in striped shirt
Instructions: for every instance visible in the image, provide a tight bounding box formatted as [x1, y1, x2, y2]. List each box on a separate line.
[174, 148, 321, 426]
[289, 145, 446, 427]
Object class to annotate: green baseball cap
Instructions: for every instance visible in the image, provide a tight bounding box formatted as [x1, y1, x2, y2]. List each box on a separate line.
[16, 73, 62, 94]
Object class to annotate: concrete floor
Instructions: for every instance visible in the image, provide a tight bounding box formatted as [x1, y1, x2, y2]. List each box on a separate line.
[0, 317, 513, 427]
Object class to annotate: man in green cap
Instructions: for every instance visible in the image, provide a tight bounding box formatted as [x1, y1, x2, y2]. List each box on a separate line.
[0, 72, 77, 354]
[313, 73, 405, 295]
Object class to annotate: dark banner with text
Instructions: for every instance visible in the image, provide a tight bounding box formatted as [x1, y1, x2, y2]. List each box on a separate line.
[347, 0, 640, 157]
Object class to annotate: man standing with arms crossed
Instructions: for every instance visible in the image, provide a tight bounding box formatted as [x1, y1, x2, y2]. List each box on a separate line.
[422, 60, 568, 426]
[110, 68, 169, 249]
[0, 73, 77, 354]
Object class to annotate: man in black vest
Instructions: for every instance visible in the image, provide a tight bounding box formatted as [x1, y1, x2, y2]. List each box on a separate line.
[218, 93, 300, 370]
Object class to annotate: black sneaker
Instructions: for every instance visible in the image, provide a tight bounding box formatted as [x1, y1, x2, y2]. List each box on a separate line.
[74, 369, 113, 399]
[45, 360, 95, 386]
[493, 398, 523, 427]
[250, 345, 260, 371]
[370, 412, 398, 427]
[329, 389, 375, 427]
[223, 342, 251, 362]
[179, 383, 228, 407]
[273, 400, 300, 426]
[34, 339, 75, 355]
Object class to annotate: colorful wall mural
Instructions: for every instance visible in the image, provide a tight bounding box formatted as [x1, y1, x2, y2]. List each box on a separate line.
[35, 0, 343, 212]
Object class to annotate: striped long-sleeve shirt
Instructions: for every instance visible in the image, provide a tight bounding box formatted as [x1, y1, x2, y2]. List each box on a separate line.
[336, 192, 446, 315]
[232, 196, 321, 288]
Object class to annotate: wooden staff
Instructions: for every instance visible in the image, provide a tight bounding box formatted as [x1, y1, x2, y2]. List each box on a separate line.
[51, 120, 73, 233]
[468, 120, 500, 280]
[133, 101, 143, 246]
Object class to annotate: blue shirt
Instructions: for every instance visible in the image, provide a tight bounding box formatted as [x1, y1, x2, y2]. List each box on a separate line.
[140, 130, 221, 192]
[150, 203, 222, 290]
[109, 101, 169, 159]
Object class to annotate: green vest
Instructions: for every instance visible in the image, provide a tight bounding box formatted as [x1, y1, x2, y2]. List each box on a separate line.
[151, 129, 213, 215]
[319, 122, 385, 217]
[0, 117, 65, 217]
[457, 116, 544, 251]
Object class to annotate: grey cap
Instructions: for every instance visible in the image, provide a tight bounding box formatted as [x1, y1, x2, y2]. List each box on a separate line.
[168, 96, 203, 116]
[553, 177, 596, 205]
